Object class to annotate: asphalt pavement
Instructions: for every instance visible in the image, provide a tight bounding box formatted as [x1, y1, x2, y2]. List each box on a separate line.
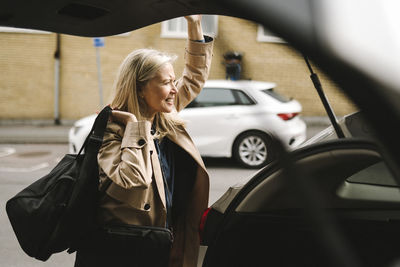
[0, 116, 331, 144]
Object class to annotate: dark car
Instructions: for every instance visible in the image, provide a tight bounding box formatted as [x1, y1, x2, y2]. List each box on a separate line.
[3, 1, 400, 267]
[200, 138, 400, 266]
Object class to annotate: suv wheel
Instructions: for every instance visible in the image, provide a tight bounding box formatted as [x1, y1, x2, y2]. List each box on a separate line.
[233, 132, 274, 168]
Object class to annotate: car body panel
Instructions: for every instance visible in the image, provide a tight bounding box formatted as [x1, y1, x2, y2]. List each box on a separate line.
[179, 80, 306, 157]
[0, 0, 234, 37]
[180, 106, 306, 157]
[301, 111, 376, 147]
[201, 139, 400, 266]
[68, 114, 96, 153]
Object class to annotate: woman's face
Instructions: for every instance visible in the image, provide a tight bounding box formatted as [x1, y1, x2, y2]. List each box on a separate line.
[141, 63, 177, 118]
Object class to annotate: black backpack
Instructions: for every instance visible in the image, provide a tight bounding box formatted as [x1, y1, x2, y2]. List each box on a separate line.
[6, 106, 112, 261]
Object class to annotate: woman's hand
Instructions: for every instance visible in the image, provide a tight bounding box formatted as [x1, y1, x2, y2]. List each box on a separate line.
[184, 15, 204, 42]
[111, 110, 137, 125]
[184, 15, 202, 23]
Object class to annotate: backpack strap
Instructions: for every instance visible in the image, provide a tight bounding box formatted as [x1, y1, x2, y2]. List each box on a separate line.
[77, 106, 112, 157]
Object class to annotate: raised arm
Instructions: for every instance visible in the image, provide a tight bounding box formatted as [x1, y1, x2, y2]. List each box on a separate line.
[185, 15, 204, 42]
[174, 15, 214, 112]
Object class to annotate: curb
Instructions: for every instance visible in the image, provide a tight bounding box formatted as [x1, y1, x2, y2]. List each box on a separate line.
[0, 116, 332, 144]
[0, 125, 71, 144]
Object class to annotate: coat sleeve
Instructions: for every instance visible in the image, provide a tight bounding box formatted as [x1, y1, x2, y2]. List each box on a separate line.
[174, 36, 214, 112]
[97, 121, 153, 189]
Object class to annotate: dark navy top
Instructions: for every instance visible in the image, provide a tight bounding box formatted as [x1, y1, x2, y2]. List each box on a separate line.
[153, 133, 175, 228]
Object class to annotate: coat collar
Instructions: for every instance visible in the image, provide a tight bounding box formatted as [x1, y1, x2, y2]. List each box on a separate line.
[167, 128, 207, 173]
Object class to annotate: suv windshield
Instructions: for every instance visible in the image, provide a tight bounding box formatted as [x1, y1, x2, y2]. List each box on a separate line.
[261, 89, 291, 103]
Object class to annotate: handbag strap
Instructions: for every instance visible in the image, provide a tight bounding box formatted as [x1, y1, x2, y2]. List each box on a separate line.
[76, 106, 112, 157]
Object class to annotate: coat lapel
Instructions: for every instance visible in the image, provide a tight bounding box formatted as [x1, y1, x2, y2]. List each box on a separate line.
[150, 127, 208, 214]
[167, 129, 207, 172]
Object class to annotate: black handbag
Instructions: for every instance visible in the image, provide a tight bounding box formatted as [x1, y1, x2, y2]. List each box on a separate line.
[74, 170, 174, 267]
[5, 106, 112, 261]
[75, 224, 173, 267]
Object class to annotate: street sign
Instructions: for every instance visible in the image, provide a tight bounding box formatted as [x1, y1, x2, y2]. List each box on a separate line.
[93, 37, 105, 107]
[93, 37, 105, 47]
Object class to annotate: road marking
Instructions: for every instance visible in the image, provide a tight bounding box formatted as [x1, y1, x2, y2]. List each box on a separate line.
[0, 162, 49, 173]
[0, 147, 16, 158]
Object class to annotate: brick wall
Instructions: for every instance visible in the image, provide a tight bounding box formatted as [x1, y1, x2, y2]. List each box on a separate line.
[0, 33, 55, 118]
[212, 17, 356, 117]
[0, 16, 356, 120]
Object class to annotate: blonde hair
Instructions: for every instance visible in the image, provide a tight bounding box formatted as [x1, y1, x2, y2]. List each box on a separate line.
[111, 48, 183, 138]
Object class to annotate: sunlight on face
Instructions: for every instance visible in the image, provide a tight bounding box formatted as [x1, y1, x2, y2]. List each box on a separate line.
[142, 63, 177, 118]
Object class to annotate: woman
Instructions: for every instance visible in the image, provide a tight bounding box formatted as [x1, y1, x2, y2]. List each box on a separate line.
[74, 15, 213, 267]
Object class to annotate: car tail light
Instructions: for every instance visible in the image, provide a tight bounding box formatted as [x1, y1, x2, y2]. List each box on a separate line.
[277, 112, 299, 121]
[199, 207, 211, 242]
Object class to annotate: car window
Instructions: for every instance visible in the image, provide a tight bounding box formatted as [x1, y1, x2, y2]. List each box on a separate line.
[346, 161, 398, 187]
[235, 90, 255, 105]
[261, 89, 291, 103]
[187, 88, 254, 108]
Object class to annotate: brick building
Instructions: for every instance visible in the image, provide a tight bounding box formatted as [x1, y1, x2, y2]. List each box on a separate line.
[0, 16, 356, 121]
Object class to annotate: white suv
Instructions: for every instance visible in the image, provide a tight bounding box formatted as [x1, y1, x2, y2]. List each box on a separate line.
[69, 79, 306, 168]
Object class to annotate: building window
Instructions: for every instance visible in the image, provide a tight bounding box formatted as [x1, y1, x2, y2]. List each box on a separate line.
[0, 27, 50, 34]
[257, 25, 285, 43]
[112, 32, 131, 37]
[161, 15, 218, 39]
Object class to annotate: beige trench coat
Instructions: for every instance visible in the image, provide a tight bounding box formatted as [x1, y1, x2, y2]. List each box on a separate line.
[96, 38, 213, 267]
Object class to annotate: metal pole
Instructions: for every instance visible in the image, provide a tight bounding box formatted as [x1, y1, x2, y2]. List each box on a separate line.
[54, 33, 61, 125]
[96, 47, 104, 108]
[303, 55, 345, 138]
